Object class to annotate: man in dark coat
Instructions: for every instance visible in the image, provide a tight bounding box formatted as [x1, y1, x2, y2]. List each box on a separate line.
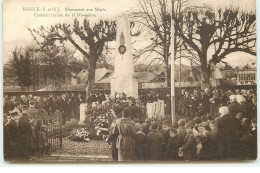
[227, 95, 241, 117]
[183, 91, 192, 117]
[127, 98, 142, 120]
[4, 110, 19, 161]
[59, 94, 70, 125]
[215, 106, 241, 160]
[17, 106, 32, 161]
[27, 101, 38, 120]
[146, 92, 155, 104]
[47, 93, 55, 114]
[201, 91, 210, 115]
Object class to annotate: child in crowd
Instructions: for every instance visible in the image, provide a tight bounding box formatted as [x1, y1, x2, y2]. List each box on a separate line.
[179, 122, 196, 161]
[193, 116, 201, 132]
[165, 127, 182, 160]
[145, 123, 165, 160]
[135, 123, 145, 160]
[142, 118, 152, 136]
[177, 118, 187, 143]
[38, 124, 48, 157]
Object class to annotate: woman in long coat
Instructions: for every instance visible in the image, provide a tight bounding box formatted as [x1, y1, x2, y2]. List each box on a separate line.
[113, 108, 136, 161]
[107, 105, 122, 161]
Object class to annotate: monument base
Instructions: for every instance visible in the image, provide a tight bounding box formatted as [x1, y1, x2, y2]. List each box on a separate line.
[111, 75, 138, 98]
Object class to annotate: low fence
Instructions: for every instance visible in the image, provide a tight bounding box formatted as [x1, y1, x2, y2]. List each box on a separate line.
[47, 123, 62, 152]
[37, 109, 63, 153]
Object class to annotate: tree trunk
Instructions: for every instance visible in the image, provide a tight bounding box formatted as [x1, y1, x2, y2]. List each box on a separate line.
[200, 69, 211, 90]
[85, 57, 96, 102]
[199, 52, 211, 90]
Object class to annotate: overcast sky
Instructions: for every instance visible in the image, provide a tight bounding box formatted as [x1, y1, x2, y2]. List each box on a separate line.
[3, 0, 256, 68]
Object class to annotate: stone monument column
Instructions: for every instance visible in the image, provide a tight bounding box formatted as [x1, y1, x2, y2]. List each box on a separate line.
[111, 14, 138, 98]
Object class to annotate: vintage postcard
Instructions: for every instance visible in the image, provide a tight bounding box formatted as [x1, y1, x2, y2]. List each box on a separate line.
[2, 0, 257, 163]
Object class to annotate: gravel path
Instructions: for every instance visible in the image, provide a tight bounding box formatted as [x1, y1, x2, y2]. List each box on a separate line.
[53, 138, 111, 156]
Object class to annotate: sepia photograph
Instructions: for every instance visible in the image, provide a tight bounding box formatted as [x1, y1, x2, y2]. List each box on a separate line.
[2, 0, 257, 163]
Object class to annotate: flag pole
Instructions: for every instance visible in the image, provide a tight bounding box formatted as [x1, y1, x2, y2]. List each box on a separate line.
[171, 0, 176, 124]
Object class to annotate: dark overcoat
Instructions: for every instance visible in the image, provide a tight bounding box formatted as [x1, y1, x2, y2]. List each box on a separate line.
[215, 114, 241, 160]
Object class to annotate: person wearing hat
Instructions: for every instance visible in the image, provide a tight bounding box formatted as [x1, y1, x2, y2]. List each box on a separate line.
[17, 105, 32, 161]
[145, 123, 165, 160]
[4, 109, 19, 161]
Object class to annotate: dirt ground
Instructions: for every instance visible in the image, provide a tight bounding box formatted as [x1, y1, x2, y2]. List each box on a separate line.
[52, 138, 111, 156]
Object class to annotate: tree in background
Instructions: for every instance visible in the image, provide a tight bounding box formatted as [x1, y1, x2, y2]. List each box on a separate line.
[12, 48, 32, 90]
[29, 19, 117, 99]
[172, 1, 256, 88]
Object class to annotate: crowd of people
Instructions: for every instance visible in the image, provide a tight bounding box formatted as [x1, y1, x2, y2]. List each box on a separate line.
[175, 88, 256, 118]
[3, 88, 257, 161]
[3, 92, 86, 161]
[106, 88, 257, 161]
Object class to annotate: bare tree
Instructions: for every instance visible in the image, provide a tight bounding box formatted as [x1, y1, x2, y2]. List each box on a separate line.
[173, 2, 256, 88]
[131, 0, 172, 87]
[29, 19, 116, 99]
[131, 0, 197, 87]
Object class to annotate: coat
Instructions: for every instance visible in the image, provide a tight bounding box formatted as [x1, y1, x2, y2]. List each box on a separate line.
[107, 118, 119, 161]
[17, 113, 32, 159]
[165, 135, 182, 160]
[27, 107, 38, 120]
[4, 119, 18, 160]
[215, 114, 241, 160]
[59, 98, 70, 119]
[142, 123, 151, 136]
[228, 101, 241, 117]
[127, 104, 142, 120]
[182, 131, 196, 161]
[177, 126, 187, 144]
[201, 94, 210, 114]
[135, 131, 145, 160]
[145, 130, 165, 160]
[114, 117, 136, 161]
[183, 96, 192, 116]
[17, 114, 32, 144]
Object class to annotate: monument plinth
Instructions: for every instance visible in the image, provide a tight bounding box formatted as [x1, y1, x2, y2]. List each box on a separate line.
[111, 15, 138, 98]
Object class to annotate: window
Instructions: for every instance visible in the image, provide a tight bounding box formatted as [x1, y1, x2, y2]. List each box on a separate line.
[238, 72, 256, 82]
